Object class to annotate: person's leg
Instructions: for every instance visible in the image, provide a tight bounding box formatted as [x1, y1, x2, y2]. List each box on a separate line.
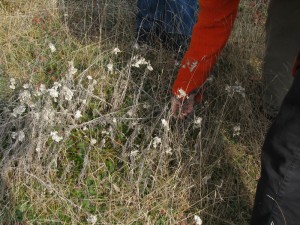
[136, 0, 163, 43]
[163, 0, 197, 35]
[263, 0, 300, 117]
[160, 0, 198, 62]
[251, 68, 300, 225]
[162, 0, 198, 50]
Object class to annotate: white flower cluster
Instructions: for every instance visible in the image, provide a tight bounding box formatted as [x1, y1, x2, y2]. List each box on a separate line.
[176, 88, 188, 99]
[225, 81, 246, 98]
[66, 60, 78, 78]
[35, 84, 46, 97]
[194, 117, 203, 126]
[90, 139, 97, 145]
[42, 108, 55, 122]
[74, 110, 82, 119]
[19, 90, 31, 102]
[161, 119, 170, 131]
[152, 136, 162, 148]
[50, 131, 63, 143]
[23, 83, 30, 89]
[105, 48, 123, 73]
[42, 62, 78, 102]
[165, 146, 172, 155]
[86, 215, 97, 225]
[233, 125, 241, 137]
[48, 42, 56, 53]
[194, 215, 203, 225]
[48, 82, 61, 100]
[61, 85, 74, 101]
[107, 63, 114, 73]
[130, 150, 139, 157]
[8, 59, 97, 150]
[12, 131, 25, 142]
[19, 89, 35, 108]
[9, 78, 16, 90]
[152, 134, 172, 155]
[12, 104, 26, 117]
[131, 55, 153, 71]
[112, 47, 121, 55]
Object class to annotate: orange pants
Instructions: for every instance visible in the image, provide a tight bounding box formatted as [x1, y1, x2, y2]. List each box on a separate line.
[172, 0, 240, 98]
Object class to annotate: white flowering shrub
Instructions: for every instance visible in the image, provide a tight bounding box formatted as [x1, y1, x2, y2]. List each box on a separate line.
[1, 60, 98, 161]
[0, 37, 189, 224]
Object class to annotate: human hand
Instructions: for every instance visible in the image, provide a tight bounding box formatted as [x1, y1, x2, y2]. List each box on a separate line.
[171, 93, 196, 119]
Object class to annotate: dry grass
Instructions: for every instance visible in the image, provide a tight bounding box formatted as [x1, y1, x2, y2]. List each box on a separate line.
[0, 0, 270, 224]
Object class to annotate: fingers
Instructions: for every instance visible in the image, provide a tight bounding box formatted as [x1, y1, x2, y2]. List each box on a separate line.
[179, 98, 195, 118]
[171, 95, 195, 119]
[171, 97, 180, 116]
[180, 100, 194, 118]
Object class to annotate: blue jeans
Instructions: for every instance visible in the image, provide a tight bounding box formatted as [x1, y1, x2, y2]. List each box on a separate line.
[137, 0, 198, 36]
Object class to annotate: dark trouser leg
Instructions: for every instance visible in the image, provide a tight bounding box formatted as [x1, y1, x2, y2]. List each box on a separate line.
[263, 0, 300, 117]
[162, 0, 198, 57]
[136, 0, 163, 42]
[163, 0, 198, 38]
[163, 0, 197, 35]
[251, 70, 300, 224]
